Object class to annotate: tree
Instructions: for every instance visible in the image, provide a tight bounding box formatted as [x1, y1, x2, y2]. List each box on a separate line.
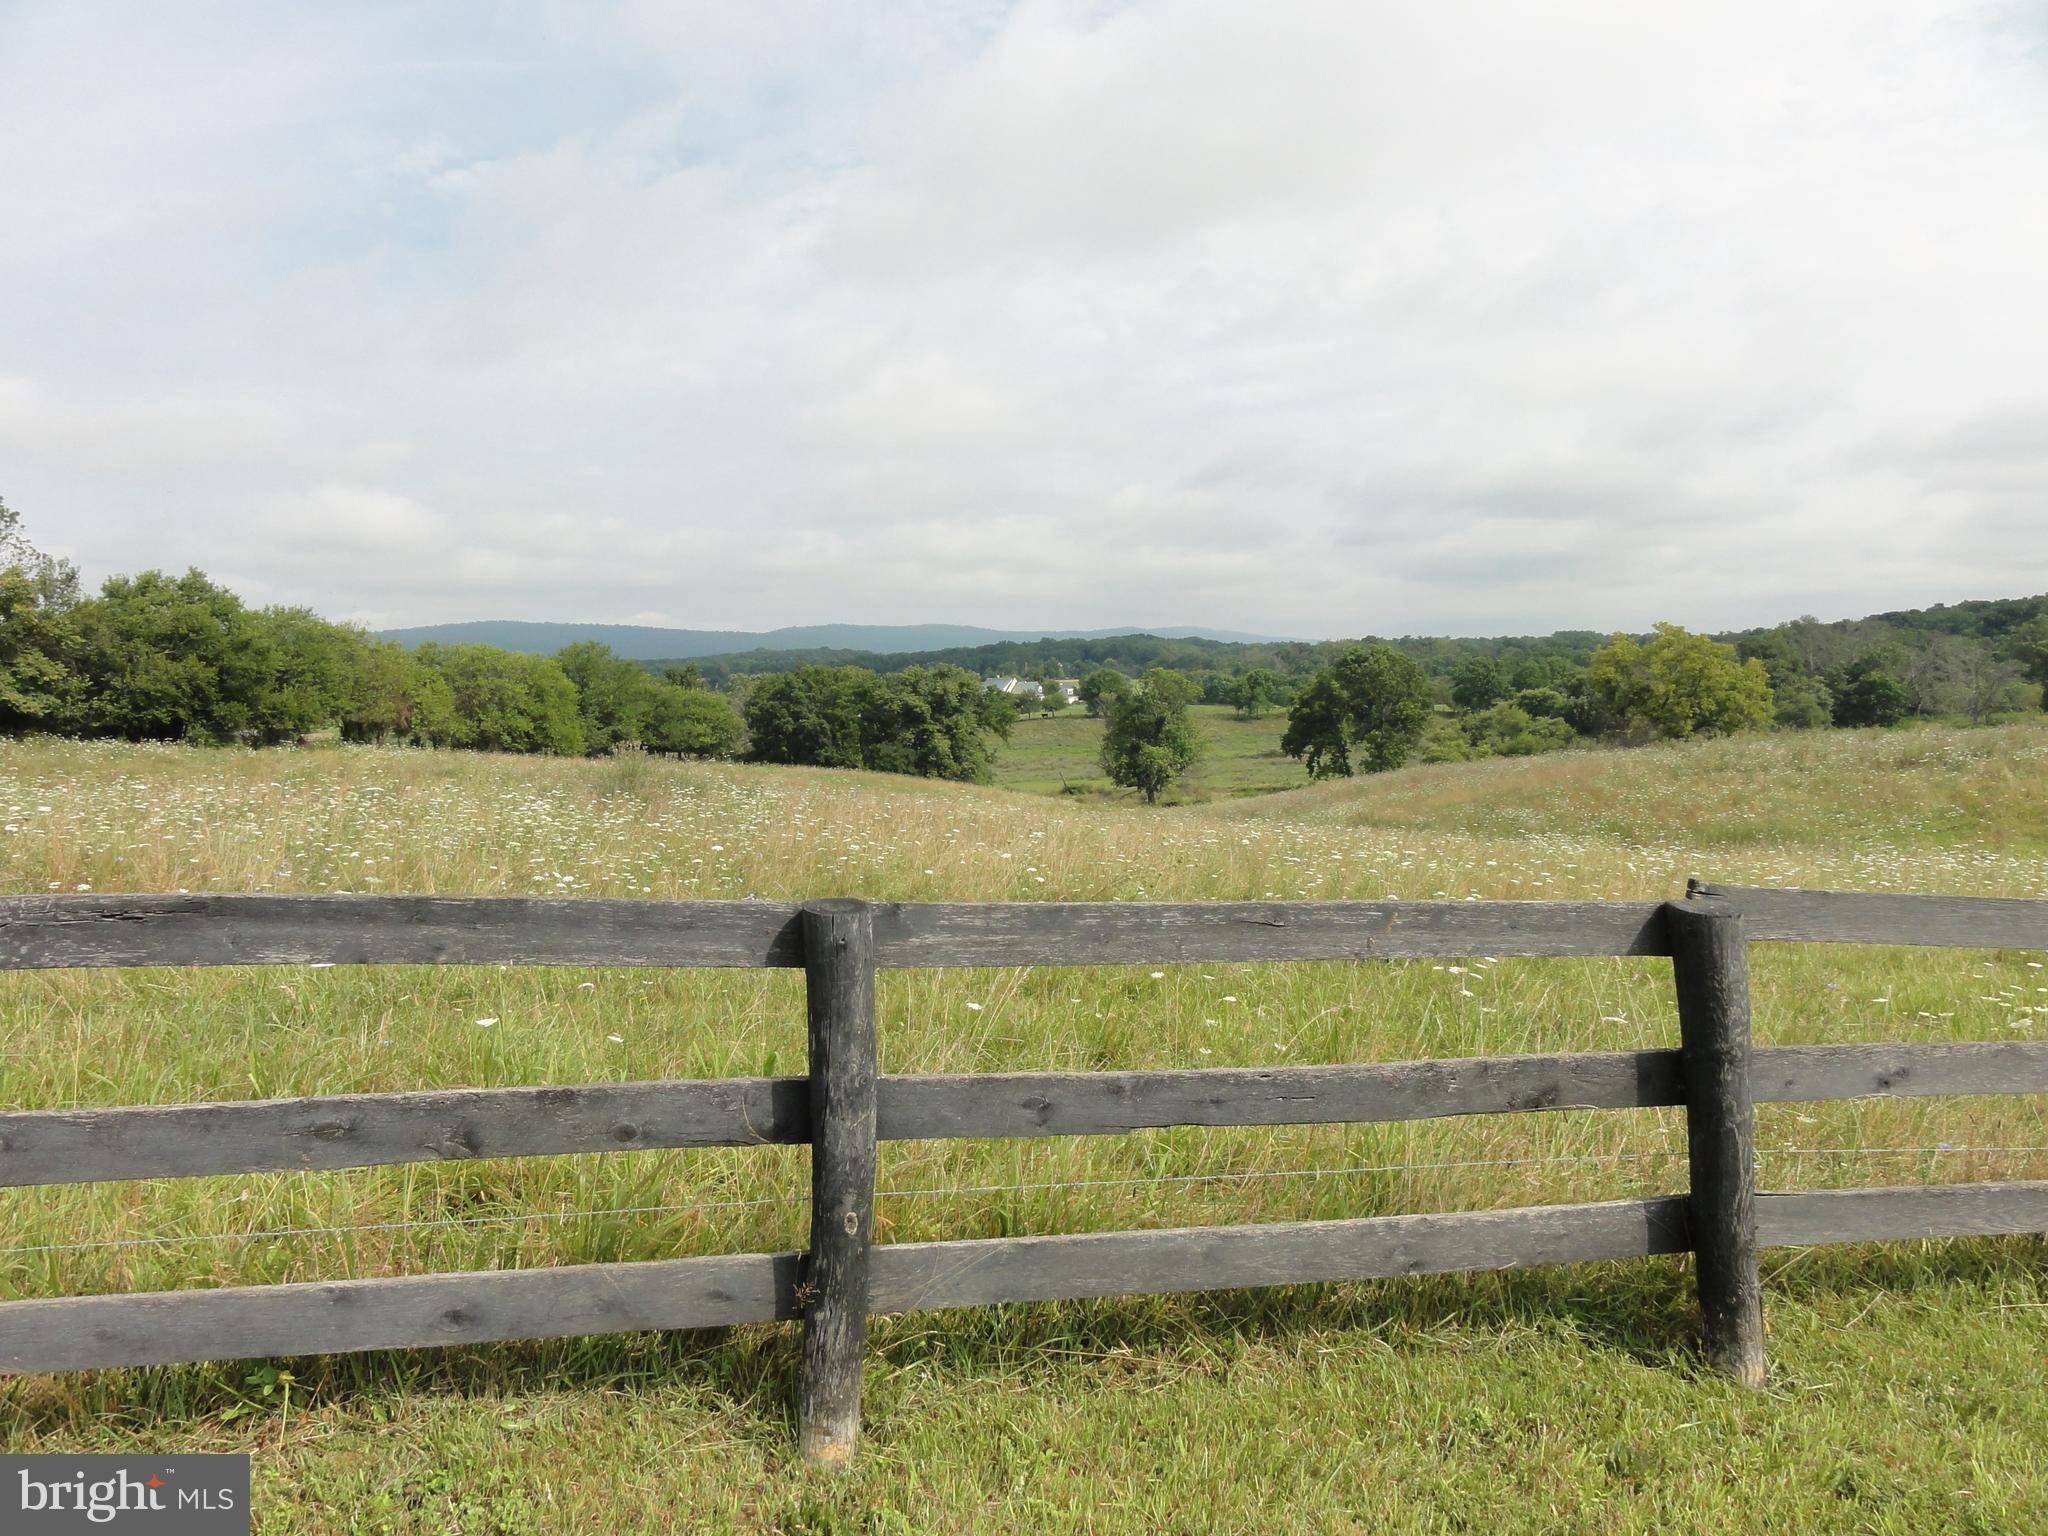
[1511, 686, 1573, 720]
[641, 684, 744, 758]
[1281, 644, 1434, 777]
[1100, 668, 1202, 803]
[339, 638, 425, 744]
[1829, 655, 1912, 728]
[1449, 656, 1509, 712]
[865, 665, 1011, 783]
[1905, 634, 2035, 722]
[0, 501, 78, 733]
[410, 643, 584, 754]
[0, 566, 75, 732]
[1584, 624, 1773, 740]
[1279, 672, 1352, 779]
[2007, 615, 2048, 709]
[1510, 655, 1583, 693]
[256, 607, 363, 742]
[743, 664, 1008, 781]
[556, 641, 660, 754]
[662, 662, 706, 691]
[1459, 702, 1574, 757]
[67, 569, 284, 743]
[1768, 672, 1835, 730]
[1228, 668, 1282, 719]
[1077, 668, 1130, 718]
[744, 666, 885, 770]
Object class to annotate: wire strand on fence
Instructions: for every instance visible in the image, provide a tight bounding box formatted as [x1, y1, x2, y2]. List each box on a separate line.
[4, 1144, 2044, 1259]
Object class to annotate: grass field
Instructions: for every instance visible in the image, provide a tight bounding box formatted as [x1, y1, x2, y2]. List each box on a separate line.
[2, 724, 2046, 1532]
[991, 703, 1304, 800]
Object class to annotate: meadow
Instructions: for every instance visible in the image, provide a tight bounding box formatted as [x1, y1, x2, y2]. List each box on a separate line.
[991, 702, 1303, 800]
[1, 724, 2045, 1532]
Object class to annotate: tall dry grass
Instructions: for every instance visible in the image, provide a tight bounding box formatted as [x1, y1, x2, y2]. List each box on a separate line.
[0, 727, 2042, 1317]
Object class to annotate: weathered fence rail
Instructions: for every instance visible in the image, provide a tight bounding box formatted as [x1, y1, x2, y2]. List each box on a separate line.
[1, 883, 2044, 1465]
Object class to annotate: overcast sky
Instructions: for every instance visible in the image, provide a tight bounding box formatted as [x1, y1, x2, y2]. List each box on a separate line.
[3, 2, 2045, 639]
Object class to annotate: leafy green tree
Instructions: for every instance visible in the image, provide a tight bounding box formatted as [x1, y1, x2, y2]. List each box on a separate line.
[865, 665, 1011, 782]
[1100, 668, 1202, 803]
[1449, 656, 1509, 712]
[0, 503, 79, 733]
[1829, 659, 1912, 727]
[1460, 701, 1574, 757]
[743, 666, 884, 769]
[2007, 615, 2048, 709]
[0, 566, 76, 732]
[1228, 668, 1282, 719]
[1337, 646, 1437, 770]
[338, 638, 422, 744]
[641, 684, 744, 758]
[743, 663, 1007, 781]
[1281, 644, 1434, 777]
[1585, 624, 1773, 740]
[411, 643, 584, 754]
[556, 641, 660, 754]
[1768, 671, 1835, 730]
[1278, 672, 1352, 778]
[1511, 686, 1573, 720]
[256, 607, 364, 742]
[1077, 668, 1130, 718]
[68, 570, 284, 743]
[1510, 655, 1583, 693]
[661, 662, 706, 691]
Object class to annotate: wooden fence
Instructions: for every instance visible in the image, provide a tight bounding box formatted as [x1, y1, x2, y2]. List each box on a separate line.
[2, 881, 2045, 1465]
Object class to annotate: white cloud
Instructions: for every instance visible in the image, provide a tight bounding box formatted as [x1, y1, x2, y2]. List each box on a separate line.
[3, 0, 2045, 637]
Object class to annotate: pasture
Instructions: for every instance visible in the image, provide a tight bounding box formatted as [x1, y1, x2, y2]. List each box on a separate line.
[2, 725, 2045, 1532]
[992, 702, 1304, 800]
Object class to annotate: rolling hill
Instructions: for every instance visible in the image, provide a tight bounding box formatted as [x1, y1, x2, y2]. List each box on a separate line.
[376, 619, 1291, 659]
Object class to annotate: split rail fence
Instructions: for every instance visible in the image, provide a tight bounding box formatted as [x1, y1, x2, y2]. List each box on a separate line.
[2, 882, 2045, 1463]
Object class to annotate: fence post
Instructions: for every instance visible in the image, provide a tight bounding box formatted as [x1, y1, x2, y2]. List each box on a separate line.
[1665, 895, 1766, 1387]
[797, 899, 880, 1468]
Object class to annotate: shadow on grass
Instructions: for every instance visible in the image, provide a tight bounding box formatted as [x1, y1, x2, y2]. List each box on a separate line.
[4, 1236, 2040, 1445]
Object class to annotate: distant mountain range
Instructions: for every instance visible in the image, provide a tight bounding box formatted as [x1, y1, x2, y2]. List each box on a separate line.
[375, 620, 1294, 659]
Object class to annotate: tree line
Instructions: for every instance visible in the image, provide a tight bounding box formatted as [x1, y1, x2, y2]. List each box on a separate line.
[682, 597, 2048, 728]
[8, 498, 2044, 802]
[0, 503, 1024, 778]
[1072, 612, 2048, 803]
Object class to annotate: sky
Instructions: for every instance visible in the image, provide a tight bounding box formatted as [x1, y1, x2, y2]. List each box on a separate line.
[3, 1, 2045, 640]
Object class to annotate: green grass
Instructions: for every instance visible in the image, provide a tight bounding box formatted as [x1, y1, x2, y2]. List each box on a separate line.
[992, 703, 1304, 800]
[2, 725, 2045, 1532]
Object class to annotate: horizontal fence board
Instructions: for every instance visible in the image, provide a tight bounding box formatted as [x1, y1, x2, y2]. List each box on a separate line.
[878, 1052, 1678, 1140]
[9, 1042, 2045, 1188]
[873, 900, 1672, 964]
[1694, 884, 2048, 950]
[0, 894, 805, 970]
[0, 1252, 801, 1375]
[6, 888, 2038, 974]
[869, 1197, 1692, 1312]
[0, 895, 1674, 972]
[0, 1078, 812, 1187]
[7, 1182, 2044, 1373]
[1750, 1041, 2048, 1104]
[1758, 1180, 2048, 1245]
[0, 1198, 1688, 1373]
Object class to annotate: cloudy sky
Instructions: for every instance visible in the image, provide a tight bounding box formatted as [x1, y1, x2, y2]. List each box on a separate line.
[3, 1, 2045, 639]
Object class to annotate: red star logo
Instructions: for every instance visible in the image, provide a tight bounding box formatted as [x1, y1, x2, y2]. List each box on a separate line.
[146, 1476, 164, 1488]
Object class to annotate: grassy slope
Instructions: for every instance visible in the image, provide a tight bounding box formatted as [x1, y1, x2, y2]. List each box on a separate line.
[1, 725, 2044, 1533]
[991, 703, 1303, 799]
